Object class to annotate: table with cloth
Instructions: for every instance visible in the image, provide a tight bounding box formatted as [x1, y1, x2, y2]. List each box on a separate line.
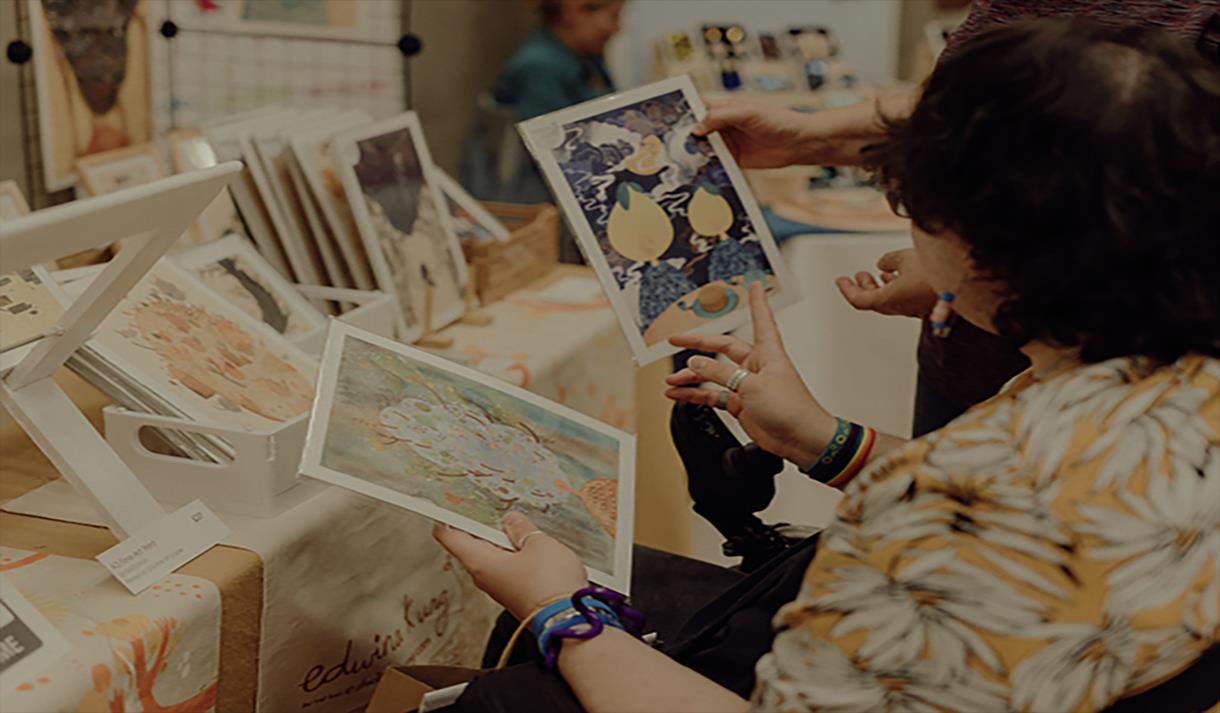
[0, 266, 636, 713]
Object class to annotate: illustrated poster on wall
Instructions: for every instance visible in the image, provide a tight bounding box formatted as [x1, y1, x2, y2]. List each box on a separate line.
[300, 322, 636, 592]
[519, 76, 797, 364]
[29, 0, 153, 191]
[333, 113, 469, 342]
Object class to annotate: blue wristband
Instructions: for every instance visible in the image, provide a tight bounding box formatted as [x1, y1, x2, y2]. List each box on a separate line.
[532, 599, 622, 659]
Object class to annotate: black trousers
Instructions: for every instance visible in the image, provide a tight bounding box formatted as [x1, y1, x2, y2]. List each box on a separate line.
[445, 538, 820, 712]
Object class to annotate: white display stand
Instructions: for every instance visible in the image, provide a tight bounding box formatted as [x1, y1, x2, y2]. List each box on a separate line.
[103, 407, 309, 518]
[98, 284, 397, 518]
[0, 164, 240, 539]
[292, 284, 398, 355]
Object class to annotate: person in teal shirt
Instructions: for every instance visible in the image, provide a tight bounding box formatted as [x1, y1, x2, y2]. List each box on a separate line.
[492, 0, 623, 121]
[463, 0, 623, 253]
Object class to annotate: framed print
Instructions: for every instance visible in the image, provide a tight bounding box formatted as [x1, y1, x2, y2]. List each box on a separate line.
[75, 143, 166, 197]
[29, 0, 153, 191]
[332, 112, 470, 341]
[80, 258, 317, 431]
[239, 114, 334, 287]
[435, 169, 510, 243]
[176, 234, 328, 340]
[301, 322, 635, 591]
[519, 76, 797, 365]
[0, 181, 31, 221]
[0, 574, 71, 694]
[291, 117, 377, 291]
[167, 128, 245, 248]
[204, 111, 297, 277]
[251, 112, 361, 294]
[167, 0, 397, 43]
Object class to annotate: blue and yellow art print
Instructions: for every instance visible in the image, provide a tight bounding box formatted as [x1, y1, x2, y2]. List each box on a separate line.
[522, 77, 793, 364]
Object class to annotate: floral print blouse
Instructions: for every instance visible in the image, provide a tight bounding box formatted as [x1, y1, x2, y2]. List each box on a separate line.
[753, 355, 1220, 712]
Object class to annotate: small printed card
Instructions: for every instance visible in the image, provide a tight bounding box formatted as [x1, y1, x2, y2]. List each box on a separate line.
[0, 575, 70, 694]
[95, 500, 230, 595]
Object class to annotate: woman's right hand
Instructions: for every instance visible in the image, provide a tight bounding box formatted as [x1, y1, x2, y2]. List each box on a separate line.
[693, 101, 821, 169]
[665, 282, 833, 470]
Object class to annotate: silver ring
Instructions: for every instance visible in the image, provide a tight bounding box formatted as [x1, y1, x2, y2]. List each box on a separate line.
[726, 368, 750, 393]
[515, 530, 545, 550]
[716, 390, 730, 410]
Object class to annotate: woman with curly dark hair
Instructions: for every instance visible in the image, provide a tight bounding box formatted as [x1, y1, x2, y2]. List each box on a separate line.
[432, 19, 1220, 712]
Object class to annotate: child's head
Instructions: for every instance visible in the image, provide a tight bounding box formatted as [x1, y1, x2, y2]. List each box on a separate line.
[868, 18, 1220, 363]
[538, 0, 624, 56]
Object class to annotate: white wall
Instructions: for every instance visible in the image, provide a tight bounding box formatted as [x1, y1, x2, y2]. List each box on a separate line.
[607, 0, 903, 89]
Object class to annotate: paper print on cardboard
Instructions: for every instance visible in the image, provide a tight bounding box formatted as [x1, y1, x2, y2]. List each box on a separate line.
[521, 77, 795, 364]
[302, 324, 634, 590]
[87, 259, 317, 429]
[30, 0, 153, 191]
[178, 236, 327, 340]
[335, 115, 468, 340]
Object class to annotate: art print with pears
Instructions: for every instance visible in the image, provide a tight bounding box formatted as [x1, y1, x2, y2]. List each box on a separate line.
[520, 76, 796, 364]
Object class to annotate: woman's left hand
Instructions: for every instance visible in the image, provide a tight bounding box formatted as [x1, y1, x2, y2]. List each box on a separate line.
[434, 512, 588, 621]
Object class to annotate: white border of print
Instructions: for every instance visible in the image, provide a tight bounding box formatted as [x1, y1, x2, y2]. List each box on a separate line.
[290, 114, 377, 291]
[175, 234, 329, 337]
[518, 75, 799, 365]
[301, 321, 636, 593]
[0, 574, 71, 694]
[331, 112, 470, 342]
[434, 169, 510, 242]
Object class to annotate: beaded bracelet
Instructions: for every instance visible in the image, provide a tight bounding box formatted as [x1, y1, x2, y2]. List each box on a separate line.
[802, 417, 876, 489]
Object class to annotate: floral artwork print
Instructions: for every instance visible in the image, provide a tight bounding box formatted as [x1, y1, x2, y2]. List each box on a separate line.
[753, 355, 1220, 712]
[549, 90, 776, 345]
[87, 260, 316, 430]
[314, 334, 626, 580]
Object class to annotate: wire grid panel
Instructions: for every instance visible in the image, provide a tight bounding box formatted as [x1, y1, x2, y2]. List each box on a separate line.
[148, 1, 406, 134]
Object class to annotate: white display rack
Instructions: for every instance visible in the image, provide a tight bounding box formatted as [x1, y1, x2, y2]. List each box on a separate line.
[0, 163, 241, 538]
[97, 283, 397, 519]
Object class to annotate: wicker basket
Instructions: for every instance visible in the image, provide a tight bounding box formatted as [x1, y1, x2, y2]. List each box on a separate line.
[462, 202, 561, 304]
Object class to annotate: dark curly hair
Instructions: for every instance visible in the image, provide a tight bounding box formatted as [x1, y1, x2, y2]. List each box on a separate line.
[864, 18, 1220, 364]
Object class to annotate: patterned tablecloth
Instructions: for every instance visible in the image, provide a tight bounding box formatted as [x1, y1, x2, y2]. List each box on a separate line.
[0, 266, 635, 712]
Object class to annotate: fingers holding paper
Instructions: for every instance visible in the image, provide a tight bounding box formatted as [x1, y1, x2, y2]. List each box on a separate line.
[435, 512, 587, 621]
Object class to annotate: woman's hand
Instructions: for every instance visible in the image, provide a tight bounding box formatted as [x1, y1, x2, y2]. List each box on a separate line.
[693, 101, 821, 169]
[835, 248, 937, 318]
[666, 282, 833, 470]
[434, 512, 587, 621]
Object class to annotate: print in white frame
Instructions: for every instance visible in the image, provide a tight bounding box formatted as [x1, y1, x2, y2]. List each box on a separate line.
[332, 112, 469, 342]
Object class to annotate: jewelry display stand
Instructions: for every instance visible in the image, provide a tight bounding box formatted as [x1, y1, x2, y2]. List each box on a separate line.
[0, 164, 241, 539]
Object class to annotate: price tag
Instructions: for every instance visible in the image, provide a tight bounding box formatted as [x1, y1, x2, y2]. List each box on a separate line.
[96, 500, 229, 595]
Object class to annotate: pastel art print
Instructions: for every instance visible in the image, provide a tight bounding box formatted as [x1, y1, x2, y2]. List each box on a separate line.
[302, 323, 635, 591]
[85, 258, 317, 430]
[520, 76, 795, 364]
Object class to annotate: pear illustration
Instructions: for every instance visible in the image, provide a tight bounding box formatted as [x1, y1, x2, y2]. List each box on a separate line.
[688, 182, 734, 240]
[607, 182, 673, 264]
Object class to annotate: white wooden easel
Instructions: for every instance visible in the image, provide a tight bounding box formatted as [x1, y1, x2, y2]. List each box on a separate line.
[0, 164, 241, 538]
